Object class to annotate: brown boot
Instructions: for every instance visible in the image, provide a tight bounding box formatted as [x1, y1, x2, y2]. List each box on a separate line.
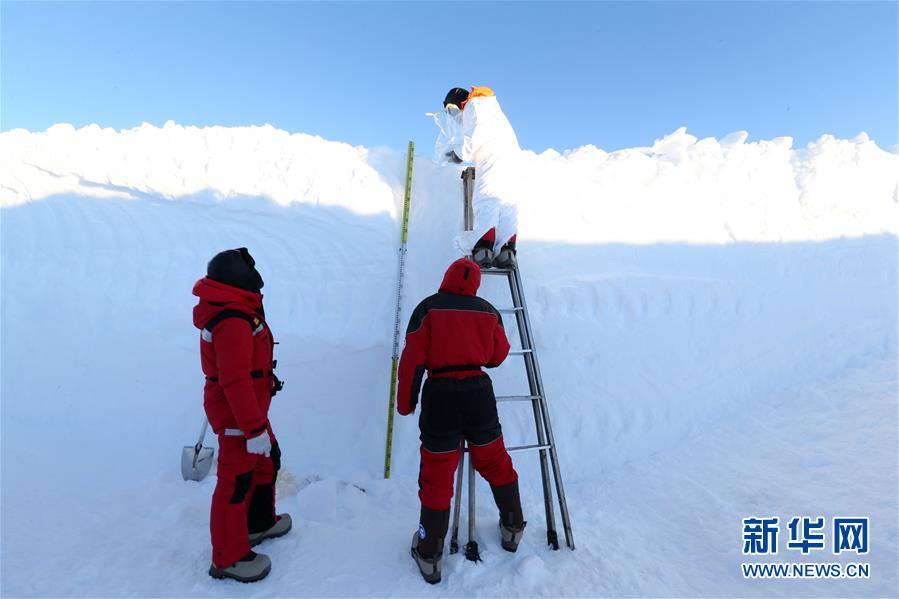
[492, 235, 518, 269]
[491, 480, 526, 552]
[410, 506, 450, 583]
[208, 550, 271, 583]
[411, 533, 442, 584]
[471, 241, 495, 268]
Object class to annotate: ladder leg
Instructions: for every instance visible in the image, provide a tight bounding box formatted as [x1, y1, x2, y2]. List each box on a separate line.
[537, 449, 559, 549]
[533, 385, 575, 549]
[548, 440, 575, 549]
[449, 445, 464, 554]
[533, 400, 558, 548]
[530, 372, 576, 548]
[464, 446, 480, 561]
[507, 266, 559, 549]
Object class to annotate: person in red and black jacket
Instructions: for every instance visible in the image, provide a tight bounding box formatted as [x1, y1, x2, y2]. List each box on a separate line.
[397, 257, 526, 584]
[192, 248, 290, 583]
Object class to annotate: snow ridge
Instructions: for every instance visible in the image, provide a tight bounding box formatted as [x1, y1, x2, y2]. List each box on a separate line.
[2, 122, 896, 243]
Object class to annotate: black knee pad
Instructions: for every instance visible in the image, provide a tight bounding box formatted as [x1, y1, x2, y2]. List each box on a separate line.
[270, 441, 281, 476]
[230, 470, 254, 504]
[247, 482, 276, 533]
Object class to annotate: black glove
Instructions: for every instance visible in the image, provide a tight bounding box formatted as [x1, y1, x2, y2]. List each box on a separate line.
[445, 151, 463, 164]
[271, 372, 284, 397]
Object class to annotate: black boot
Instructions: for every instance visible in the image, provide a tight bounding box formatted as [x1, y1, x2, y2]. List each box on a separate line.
[411, 506, 450, 584]
[492, 238, 517, 269]
[415, 506, 450, 558]
[491, 481, 526, 552]
[471, 238, 495, 268]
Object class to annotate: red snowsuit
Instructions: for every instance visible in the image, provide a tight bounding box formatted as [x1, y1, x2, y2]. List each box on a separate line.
[397, 259, 518, 510]
[192, 277, 281, 569]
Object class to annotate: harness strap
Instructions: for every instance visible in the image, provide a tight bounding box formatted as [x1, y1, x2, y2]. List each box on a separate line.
[201, 309, 264, 342]
[429, 364, 483, 375]
[202, 309, 283, 396]
[206, 369, 269, 383]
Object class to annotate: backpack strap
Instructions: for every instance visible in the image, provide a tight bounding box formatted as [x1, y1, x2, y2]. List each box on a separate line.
[201, 309, 282, 396]
[201, 310, 264, 342]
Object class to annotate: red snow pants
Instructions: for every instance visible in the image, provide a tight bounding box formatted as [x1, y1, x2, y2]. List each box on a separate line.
[210, 427, 280, 568]
[418, 375, 518, 510]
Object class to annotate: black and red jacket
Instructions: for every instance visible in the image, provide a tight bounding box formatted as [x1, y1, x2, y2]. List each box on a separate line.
[192, 277, 276, 437]
[396, 258, 511, 415]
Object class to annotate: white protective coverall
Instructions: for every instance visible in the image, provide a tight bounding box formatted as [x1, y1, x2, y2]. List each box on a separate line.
[433, 88, 523, 255]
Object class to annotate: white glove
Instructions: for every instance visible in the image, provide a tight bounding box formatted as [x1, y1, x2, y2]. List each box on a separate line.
[246, 431, 272, 457]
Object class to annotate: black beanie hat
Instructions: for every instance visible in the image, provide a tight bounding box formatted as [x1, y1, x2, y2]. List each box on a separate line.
[207, 247, 264, 292]
[443, 87, 470, 108]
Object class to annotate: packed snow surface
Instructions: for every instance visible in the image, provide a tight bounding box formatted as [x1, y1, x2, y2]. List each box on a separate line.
[1, 123, 897, 597]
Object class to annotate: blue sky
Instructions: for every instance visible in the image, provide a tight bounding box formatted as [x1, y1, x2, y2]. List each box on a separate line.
[2, 1, 896, 152]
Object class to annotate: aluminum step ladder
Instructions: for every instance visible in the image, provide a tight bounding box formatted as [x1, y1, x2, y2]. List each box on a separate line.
[449, 167, 574, 561]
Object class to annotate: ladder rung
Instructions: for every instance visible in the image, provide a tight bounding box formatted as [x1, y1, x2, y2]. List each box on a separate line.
[498, 307, 524, 314]
[480, 268, 513, 275]
[507, 443, 552, 454]
[496, 394, 541, 402]
[509, 349, 533, 355]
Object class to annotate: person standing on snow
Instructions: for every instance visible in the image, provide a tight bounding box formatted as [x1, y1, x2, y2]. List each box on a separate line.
[192, 248, 290, 583]
[435, 86, 523, 269]
[396, 258, 527, 584]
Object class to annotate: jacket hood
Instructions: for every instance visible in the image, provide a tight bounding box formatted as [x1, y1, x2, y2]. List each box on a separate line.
[460, 86, 495, 110]
[192, 277, 263, 329]
[439, 258, 481, 296]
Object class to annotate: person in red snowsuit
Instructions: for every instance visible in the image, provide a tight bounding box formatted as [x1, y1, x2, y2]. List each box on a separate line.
[192, 248, 290, 583]
[397, 258, 526, 584]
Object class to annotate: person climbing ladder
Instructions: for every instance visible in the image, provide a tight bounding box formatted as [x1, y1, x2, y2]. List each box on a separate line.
[434, 86, 524, 269]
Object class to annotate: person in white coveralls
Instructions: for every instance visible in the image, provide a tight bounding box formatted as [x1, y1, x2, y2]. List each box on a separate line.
[434, 86, 523, 268]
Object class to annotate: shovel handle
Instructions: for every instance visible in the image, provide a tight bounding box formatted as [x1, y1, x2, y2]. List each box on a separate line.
[191, 418, 210, 467]
[196, 418, 209, 448]
[193, 418, 209, 468]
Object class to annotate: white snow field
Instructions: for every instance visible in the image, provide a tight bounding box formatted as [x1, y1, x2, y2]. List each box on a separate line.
[1, 123, 897, 598]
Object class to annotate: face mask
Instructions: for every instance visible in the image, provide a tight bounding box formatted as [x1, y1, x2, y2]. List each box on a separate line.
[236, 247, 264, 291]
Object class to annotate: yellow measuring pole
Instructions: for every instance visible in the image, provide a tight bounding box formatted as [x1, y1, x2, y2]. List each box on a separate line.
[384, 141, 415, 479]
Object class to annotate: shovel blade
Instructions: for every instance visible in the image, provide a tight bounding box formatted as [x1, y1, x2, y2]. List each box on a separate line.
[181, 446, 214, 481]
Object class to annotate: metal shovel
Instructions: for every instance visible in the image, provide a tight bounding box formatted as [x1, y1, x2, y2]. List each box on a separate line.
[182, 418, 214, 481]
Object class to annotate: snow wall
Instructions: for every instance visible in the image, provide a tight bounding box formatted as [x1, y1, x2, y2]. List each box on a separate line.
[2, 122, 895, 478]
[1, 123, 896, 595]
